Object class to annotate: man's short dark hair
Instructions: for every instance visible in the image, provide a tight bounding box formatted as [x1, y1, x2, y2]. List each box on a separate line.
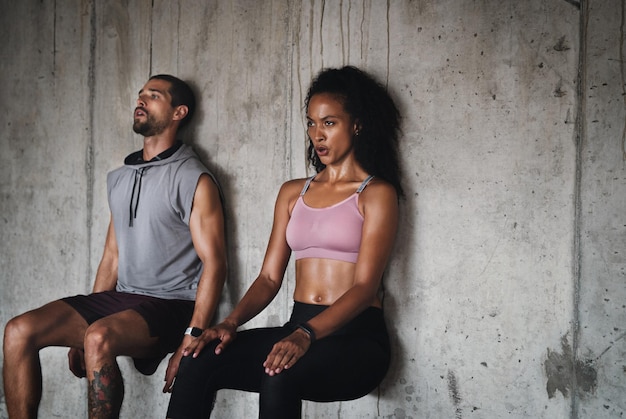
[149, 74, 196, 129]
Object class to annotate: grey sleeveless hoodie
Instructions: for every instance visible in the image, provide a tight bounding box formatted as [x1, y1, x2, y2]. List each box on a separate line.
[106, 142, 219, 300]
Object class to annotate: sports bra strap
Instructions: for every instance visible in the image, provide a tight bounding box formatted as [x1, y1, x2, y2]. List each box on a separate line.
[299, 174, 374, 196]
[299, 176, 316, 196]
[356, 175, 375, 193]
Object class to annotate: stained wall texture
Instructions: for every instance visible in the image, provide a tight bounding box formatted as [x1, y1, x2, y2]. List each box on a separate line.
[0, 1, 624, 418]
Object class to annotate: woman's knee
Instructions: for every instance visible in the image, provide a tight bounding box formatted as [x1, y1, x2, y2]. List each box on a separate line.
[168, 348, 222, 418]
[175, 341, 221, 384]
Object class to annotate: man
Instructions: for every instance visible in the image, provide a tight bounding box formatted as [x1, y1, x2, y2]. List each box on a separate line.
[3, 74, 227, 419]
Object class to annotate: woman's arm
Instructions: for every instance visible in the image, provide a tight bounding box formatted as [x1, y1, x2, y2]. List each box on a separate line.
[225, 180, 301, 325]
[184, 179, 301, 357]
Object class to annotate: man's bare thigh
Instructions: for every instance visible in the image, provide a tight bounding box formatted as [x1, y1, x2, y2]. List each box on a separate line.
[13, 300, 89, 349]
[87, 309, 160, 359]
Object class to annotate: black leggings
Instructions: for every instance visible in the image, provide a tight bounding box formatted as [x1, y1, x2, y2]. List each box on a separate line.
[166, 302, 390, 419]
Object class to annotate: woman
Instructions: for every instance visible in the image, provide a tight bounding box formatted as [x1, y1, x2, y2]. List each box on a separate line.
[166, 66, 403, 419]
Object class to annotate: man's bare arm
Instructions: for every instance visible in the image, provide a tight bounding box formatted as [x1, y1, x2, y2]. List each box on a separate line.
[187, 174, 227, 328]
[92, 216, 119, 293]
[163, 173, 227, 392]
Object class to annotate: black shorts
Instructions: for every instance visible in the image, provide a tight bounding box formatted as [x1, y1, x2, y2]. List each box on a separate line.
[61, 290, 195, 375]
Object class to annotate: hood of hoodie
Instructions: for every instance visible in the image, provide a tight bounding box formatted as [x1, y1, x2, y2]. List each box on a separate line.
[123, 140, 194, 168]
[124, 141, 198, 227]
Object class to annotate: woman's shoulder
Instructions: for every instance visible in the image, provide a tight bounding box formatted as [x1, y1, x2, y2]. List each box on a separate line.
[279, 176, 313, 193]
[283, 176, 311, 187]
[275, 177, 312, 205]
[360, 177, 398, 205]
[366, 176, 396, 194]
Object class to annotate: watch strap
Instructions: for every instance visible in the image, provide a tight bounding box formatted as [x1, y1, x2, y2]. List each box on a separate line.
[184, 326, 203, 337]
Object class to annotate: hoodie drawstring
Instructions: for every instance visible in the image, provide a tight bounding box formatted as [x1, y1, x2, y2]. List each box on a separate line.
[129, 167, 146, 227]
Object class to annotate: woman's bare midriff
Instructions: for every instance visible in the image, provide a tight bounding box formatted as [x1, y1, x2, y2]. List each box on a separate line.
[293, 258, 382, 307]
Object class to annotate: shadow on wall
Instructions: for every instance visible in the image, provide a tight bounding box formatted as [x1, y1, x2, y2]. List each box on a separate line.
[377, 84, 421, 405]
[177, 79, 242, 317]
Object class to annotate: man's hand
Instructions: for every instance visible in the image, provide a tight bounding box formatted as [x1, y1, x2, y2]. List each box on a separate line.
[183, 320, 238, 358]
[163, 344, 187, 393]
[262, 329, 311, 376]
[68, 348, 86, 378]
[163, 321, 238, 392]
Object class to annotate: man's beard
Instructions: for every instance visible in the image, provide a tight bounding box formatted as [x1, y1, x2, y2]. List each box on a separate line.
[133, 113, 168, 137]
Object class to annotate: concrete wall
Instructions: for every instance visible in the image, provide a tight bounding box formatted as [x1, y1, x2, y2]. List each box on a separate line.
[0, 1, 623, 418]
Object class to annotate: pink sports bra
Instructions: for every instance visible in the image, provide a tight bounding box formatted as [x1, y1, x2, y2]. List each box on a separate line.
[285, 175, 374, 263]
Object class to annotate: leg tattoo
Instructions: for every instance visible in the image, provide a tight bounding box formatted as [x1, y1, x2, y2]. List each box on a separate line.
[88, 364, 123, 419]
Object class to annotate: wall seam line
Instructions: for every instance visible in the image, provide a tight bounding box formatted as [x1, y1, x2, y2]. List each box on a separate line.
[85, 0, 97, 289]
[572, 0, 589, 417]
[618, 0, 626, 161]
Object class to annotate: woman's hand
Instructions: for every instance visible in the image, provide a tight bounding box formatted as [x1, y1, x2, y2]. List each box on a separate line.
[182, 320, 238, 358]
[263, 328, 311, 376]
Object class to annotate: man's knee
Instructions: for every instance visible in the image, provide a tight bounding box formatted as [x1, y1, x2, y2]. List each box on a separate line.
[5, 302, 88, 352]
[83, 323, 116, 357]
[3, 314, 36, 352]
